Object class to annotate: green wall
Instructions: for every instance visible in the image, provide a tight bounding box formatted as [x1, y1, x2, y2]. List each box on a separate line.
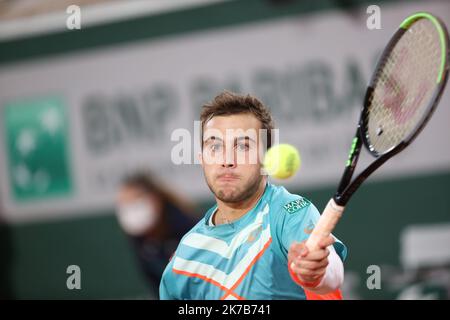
[0, 211, 150, 299]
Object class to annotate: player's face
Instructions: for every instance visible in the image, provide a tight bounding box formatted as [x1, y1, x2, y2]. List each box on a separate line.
[200, 113, 265, 203]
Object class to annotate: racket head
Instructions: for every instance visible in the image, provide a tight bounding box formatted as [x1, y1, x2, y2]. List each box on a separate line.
[360, 12, 449, 158]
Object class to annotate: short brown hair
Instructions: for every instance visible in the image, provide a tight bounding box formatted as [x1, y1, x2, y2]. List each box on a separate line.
[200, 91, 275, 149]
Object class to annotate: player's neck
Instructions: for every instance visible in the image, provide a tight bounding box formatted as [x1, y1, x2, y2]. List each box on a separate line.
[214, 179, 267, 225]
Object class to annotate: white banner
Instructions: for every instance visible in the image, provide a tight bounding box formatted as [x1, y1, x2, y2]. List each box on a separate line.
[1, 1, 449, 223]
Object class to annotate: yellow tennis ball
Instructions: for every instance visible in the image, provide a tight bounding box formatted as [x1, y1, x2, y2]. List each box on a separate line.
[264, 144, 301, 179]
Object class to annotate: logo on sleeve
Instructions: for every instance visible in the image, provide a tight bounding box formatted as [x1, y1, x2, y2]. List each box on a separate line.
[304, 220, 315, 234]
[283, 198, 311, 214]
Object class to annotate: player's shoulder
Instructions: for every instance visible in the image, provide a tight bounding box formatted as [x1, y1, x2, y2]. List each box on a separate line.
[267, 183, 313, 215]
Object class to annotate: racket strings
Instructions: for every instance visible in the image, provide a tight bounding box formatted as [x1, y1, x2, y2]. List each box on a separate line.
[365, 18, 442, 154]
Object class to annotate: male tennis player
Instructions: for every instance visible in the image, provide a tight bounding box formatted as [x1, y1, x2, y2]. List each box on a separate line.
[160, 91, 347, 300]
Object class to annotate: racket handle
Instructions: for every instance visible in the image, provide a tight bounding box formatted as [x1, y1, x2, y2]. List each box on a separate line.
[306, 198, 345, 251]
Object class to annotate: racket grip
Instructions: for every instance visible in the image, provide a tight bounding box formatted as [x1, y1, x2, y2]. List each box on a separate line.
[306, 198, 345, 251]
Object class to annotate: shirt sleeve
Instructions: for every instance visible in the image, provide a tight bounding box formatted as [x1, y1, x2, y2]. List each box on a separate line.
[275, 198, 347, 262]
[159, 259, 175, 300]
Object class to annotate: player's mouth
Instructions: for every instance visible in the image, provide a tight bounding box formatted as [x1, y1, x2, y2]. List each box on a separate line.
[217, 174, 240, 182]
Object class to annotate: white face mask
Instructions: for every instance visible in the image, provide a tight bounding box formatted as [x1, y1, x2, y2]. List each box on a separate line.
[117, 199, 158, 236]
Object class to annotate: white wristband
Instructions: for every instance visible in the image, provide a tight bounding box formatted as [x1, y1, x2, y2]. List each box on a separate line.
[307, 245, 344, 294]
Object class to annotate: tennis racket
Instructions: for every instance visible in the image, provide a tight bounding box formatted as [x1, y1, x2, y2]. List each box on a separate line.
[306, 12, 450, 251]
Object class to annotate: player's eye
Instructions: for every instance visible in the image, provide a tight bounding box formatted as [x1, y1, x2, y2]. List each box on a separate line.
[210, 143, 222, 152]
[236, 142, 250, 152]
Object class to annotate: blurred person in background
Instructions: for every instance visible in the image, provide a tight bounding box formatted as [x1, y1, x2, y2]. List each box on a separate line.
[116, 171, 196, 298]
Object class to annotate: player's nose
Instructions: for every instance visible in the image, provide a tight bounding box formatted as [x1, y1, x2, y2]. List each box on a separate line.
[222, 148, 237, 168]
